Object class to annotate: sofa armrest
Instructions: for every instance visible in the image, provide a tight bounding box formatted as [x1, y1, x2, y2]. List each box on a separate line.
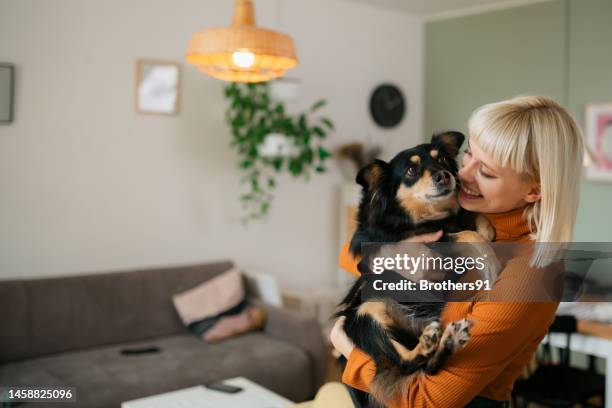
[255, 301, 327, 393]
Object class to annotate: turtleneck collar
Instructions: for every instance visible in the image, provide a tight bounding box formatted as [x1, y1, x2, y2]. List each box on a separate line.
[483, 206, 533, 242]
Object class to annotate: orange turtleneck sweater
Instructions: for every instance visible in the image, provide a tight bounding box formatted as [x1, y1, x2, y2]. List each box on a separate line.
[338, 207, 559, 407]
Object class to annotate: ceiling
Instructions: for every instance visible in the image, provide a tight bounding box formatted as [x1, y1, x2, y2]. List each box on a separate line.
[344, 0, 549, 18]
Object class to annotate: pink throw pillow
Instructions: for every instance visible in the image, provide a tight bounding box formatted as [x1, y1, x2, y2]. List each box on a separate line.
[172, 267, 244, 326]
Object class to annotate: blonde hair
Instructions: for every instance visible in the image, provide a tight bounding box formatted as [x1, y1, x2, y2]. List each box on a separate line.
[469, 96, 584, 267]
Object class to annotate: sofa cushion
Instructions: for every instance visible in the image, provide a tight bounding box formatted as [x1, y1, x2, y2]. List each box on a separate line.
[0, 333, 313, 407]
[173, 267, 244, 325]
[0, 261, 234, 363]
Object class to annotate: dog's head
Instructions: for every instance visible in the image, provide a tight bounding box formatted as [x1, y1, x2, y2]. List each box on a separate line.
[356, 131, 465, 228]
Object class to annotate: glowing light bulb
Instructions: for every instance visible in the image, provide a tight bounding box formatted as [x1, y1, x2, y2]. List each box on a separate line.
[232, 50, 255, 68]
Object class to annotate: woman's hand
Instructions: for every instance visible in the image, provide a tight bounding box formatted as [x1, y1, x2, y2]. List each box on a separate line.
[330, 316, 354, 359]
[401, 230, 443, 244]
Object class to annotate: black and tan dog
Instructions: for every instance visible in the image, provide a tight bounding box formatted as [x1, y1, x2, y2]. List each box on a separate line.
[336, 131, 495, 406]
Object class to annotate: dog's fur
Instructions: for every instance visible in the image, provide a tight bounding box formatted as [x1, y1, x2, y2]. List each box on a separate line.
[336, 132, 495, 406]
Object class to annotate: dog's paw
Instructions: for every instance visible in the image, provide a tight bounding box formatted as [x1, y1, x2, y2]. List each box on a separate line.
[419, 321, 441, 357]
[442, 318, 473, 351]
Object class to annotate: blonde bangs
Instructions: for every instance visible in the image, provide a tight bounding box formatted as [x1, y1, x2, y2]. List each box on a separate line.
[469, 103, 538, 180]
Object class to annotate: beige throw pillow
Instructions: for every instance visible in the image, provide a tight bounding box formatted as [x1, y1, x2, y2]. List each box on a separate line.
[172, 267, 244, 326]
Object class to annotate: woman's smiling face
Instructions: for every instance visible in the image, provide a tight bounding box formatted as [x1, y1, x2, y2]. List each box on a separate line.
[458, 139, 540, 213]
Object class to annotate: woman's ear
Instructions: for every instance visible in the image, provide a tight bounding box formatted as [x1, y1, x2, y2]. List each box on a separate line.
[524, 183, 541, 203]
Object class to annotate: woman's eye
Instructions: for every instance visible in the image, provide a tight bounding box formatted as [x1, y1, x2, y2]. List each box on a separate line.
[406, 167, 418, 177]
[479, 168, 494, 179]
[463, 149, 471, 156]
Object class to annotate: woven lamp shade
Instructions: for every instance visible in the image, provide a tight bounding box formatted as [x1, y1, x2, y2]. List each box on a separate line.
[186, 0, 298, 83]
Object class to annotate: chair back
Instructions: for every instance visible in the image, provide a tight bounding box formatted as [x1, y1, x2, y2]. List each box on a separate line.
[542, 314, 577, 366]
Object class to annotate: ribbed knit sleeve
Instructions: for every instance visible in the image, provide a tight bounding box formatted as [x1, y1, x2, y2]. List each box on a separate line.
[339, 242, 360, 277]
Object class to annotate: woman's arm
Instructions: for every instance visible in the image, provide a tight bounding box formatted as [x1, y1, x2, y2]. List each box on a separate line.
[342, 301, 557, 407]
[336, 252, 560, 407]
[339, 242, 360, 277]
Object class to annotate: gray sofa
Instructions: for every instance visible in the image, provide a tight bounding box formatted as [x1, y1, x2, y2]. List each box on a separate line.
[0, 261, 326, 407]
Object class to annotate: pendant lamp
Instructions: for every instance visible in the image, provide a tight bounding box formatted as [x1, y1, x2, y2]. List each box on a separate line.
[186, 0, 298, 83]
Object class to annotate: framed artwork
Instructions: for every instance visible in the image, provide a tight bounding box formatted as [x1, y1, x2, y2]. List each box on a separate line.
[585, 103, 612, 181]
[0, 63, 15, 123]
[134, 59, 181, 115]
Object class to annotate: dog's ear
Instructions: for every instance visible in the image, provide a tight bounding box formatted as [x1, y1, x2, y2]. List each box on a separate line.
[431, 131, 465, 158]
[356, 159, 388, 190]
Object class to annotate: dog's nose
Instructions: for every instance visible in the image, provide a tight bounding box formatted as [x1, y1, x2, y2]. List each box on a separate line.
[432, 170, 451, 186]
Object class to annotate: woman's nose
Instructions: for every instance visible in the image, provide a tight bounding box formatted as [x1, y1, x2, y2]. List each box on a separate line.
[459, 160, 477, 182]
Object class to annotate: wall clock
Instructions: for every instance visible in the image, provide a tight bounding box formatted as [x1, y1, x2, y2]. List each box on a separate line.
[369, 84, 406, 128]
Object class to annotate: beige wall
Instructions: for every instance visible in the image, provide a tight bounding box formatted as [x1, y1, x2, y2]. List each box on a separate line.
[0, 0, 423, 290]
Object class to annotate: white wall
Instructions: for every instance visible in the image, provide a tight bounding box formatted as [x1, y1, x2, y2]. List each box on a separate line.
[0, 0, 422, 291]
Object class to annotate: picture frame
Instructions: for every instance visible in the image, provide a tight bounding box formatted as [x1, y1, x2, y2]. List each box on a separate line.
[585, 103, 612, 182]
[0, 63, 15, 123]
[134, 59, 181, 115]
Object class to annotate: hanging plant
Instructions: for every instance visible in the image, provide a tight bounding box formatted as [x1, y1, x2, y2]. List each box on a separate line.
[224, 82, 334, 221]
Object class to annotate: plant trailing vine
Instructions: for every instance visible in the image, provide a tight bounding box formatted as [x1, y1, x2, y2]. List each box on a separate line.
[224, 82, 333, 222]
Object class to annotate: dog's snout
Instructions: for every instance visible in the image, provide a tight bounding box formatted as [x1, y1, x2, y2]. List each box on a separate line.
[432, 170, 451, 186]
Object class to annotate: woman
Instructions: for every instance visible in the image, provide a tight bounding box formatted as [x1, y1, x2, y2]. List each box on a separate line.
[330, 95, 584, 407]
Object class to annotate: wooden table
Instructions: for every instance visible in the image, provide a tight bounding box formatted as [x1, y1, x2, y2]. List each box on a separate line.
[578, 320, 612, 340]
[546, 320, 612, 408]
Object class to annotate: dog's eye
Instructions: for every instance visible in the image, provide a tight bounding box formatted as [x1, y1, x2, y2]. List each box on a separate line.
[438, 156, 447, 164]
[406, 166, 418, 178]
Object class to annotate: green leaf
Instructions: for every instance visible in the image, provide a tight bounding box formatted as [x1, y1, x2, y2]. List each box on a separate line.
[224, 83, 238, 98]
[315, 165, 326, 173]
[321, 117, 334, 130]
[231, 115, 244, 128]
[273, 158, 283, 171]
[302, 148, 313, 164]
[298, 114, 307, 131]
[268, 177, 276, 188]
[261, 92, 270, 107]
[313, 126, 325, 138]
[318, 146, 332, 160]
[288, 159, 303, 176]
[271, 118, 285, 132]
[284, 120, 295, 134]
[251, 178, 260, 192]
[310, 99, 327, 112]
[248, 145, 258, 159]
